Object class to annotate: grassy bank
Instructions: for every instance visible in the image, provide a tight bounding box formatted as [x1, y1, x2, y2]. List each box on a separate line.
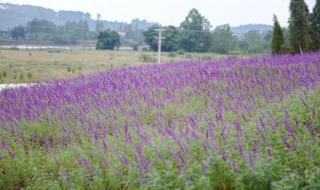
[0, 49, 225, 84]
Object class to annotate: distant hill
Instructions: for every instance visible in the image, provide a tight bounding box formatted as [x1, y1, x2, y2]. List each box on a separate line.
[0, 3, 156, 31]
[0, 3, 273, 34]
[231, 24, 272, 33]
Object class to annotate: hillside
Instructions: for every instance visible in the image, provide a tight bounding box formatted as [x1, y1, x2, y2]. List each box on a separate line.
[231, 24, 272, 33]
[0, 3, 156, 31]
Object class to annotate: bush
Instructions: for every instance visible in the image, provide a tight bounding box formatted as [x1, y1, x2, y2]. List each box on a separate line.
[27, 73, 32, 79]
[177, 49, 186, 55]
[48, 49, 63, 53]
[96, 30, 121, 50]
[248, 43, 265, 53]
[184, 53, 193, 59]
[139, 54, 156, 63]
[168, 52, 177, 58]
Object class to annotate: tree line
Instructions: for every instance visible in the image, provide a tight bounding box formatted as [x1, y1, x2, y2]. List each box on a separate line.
[272, 0, 320, 54]
[144, 0, 319, 55]
[10, 19, 97, 45]
[8, 0, 319, 54]
[143, 9, 275, 54]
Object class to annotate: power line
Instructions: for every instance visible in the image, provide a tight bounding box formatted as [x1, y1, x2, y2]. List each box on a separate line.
[155, 28, 165, 64]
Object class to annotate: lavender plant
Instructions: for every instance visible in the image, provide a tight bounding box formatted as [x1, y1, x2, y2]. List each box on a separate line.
[0, 52, 320, 190]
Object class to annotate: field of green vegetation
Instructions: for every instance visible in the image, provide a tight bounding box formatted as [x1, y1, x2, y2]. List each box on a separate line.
[0, 49, 226, 84]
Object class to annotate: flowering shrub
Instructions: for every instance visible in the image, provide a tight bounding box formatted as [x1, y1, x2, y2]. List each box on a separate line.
[0, 52, 320, 189]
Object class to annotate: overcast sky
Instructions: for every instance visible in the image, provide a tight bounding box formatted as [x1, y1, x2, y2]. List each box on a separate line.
[1, 0, 316, 26]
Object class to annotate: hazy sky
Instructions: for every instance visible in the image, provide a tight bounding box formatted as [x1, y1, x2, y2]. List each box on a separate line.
[1, 0, 316, 26]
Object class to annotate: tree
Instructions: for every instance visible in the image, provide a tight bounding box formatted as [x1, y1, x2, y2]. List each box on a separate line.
[211, 24, 235, 54]
[237, 40, 249, 52]
[271, 15, 285, 54]
[123, 25, 145, 47]
[25, 19, 58, 41]
[244, 30, 261, 43]
[143, 25, 180, 52]
[242, 30, 265, 53]
[282, 28, 290, 48]
[143, 25, 158, 51]
[289, 0, 311, 53]
[10, 26, 26, 40]
[180, 9, 211, 31]
[143, 25, 161, 51]
[96, 30, 120, 50]
[163, 26, 180, 51]
[26, 19, 57, 34]
[310, 0, 320, 50]
[64, 20, 89, 39]
[179, 9, 212, 52]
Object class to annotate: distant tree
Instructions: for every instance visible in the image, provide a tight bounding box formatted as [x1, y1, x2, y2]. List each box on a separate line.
[50, 33, 77, 45]
[271, 15, 285, 54]
[240, 30, 263, 53]
[180, 9, 211, 31]
[123, 25, 145, 47]
[143, 25, 180, 52]
[26, 19, 57, 34]
[179, 9, 211, 52]
[247, 43, 265, 53]
[96, 30, 120, 50]
[64, 20, 89, 39]
[289, 0, 311, 53]
[10, 26, 26, 40]
[211, 24, 235, 54]
[162, 26, 180, 51]
[263, 30, 273, 43]
[262, 30, 273, 51]
[234, 30, 274, 54]
[143, 25, 161, 51]
[282, 27, 290, 48]
[310, 0, 320, 50]
[64, 20, 89, 33]
[244, 30, 261, 43]
[237, 40, 249, 52]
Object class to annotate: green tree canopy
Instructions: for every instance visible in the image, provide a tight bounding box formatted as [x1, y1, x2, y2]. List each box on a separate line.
[244, 30, 262, 44]
[64, 20, 90, 40]
[289, 0, 311, 53]
[211, 24, 235, 54]
[96, 30, 121, 50]
[179, 9, 211, 52]
[180, 8, 211, 31]
[271, 15, 285, 54]
[143, 25, 180, 52]
[310, 0, 320, 50]
[162, 26, 180, 52]
[10, 26, 26, 40]
[26, 18, 57, 34]
[143, 24, 161, 51]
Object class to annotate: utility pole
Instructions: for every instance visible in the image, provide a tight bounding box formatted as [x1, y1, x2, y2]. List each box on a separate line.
[155, 28, 165, 64]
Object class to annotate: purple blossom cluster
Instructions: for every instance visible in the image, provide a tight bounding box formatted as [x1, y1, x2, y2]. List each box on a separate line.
[0, 52, 319, 179]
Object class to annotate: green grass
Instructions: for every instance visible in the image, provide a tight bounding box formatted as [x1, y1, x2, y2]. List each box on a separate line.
[0, 49, 226, 84]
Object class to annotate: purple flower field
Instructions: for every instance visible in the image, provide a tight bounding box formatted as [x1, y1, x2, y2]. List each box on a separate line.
[0, 52, 320, 189]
